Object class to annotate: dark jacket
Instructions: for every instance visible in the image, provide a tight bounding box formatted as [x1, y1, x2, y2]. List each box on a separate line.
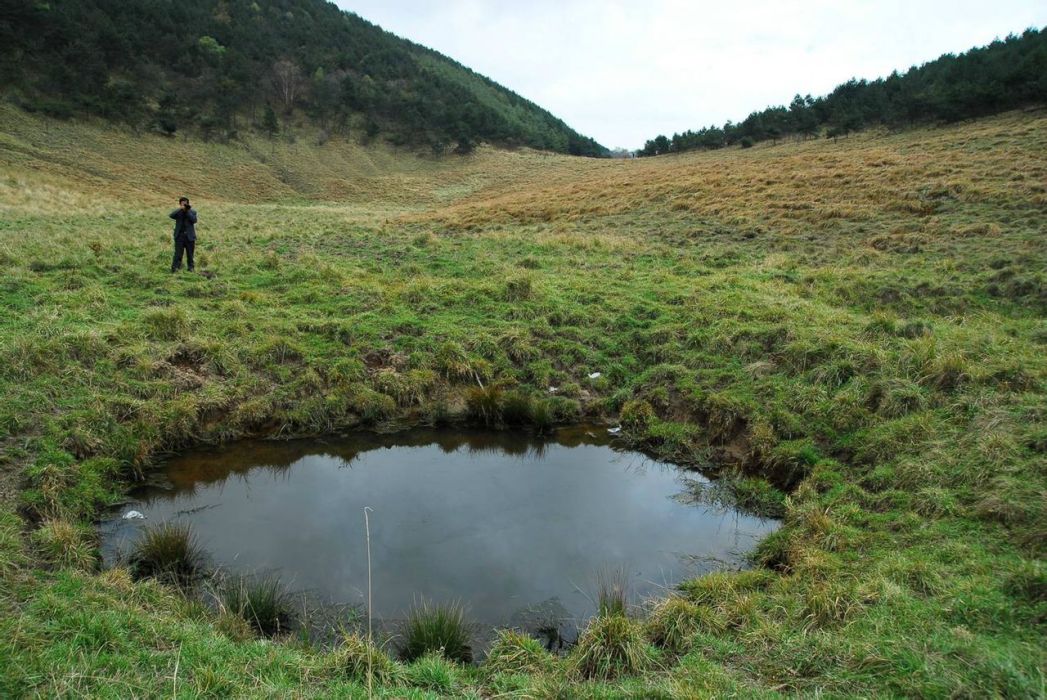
[170, 208, 198, 241]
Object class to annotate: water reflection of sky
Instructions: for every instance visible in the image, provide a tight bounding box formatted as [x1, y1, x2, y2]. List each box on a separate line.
[102, 427, 778, 624]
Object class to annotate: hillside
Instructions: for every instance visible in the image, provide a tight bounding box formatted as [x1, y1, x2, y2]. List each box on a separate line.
[0, 106, 1045, 696]
[640, 27, 1047, 155]
[0, 0, 606, 156]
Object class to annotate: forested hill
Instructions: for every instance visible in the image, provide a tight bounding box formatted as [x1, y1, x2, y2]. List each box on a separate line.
[640, 28, 1047, 156]
[0, 0, 607, 156]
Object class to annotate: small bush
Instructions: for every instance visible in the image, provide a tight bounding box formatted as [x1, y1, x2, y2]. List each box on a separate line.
[570, 614, 653, 680]
[220, 575, 294, 636]
[400, 600, 473, 663]
[340, 634, 400, 685]
[740, 136, 755, 149]
[484, 629, 554, 676]
[128, 523, 206, 587]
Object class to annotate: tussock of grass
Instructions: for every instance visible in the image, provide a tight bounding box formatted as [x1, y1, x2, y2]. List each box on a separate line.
[464, 385, 503, 427]
[645, 596, 727, 653]
[218, 575, 295, 637]
[403, 652, 462, 693]
[339, 634, 401, 685]
[570, 613, 656, 680]
[399, 600, 473, 663]
[127, 523, 206, 588]
[31, 519, 95, 570]
[597, 569, 629, 617]
[483, 629, 554, 676]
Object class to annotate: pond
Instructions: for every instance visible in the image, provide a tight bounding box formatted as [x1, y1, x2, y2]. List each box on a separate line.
[101, 426, 777, 634]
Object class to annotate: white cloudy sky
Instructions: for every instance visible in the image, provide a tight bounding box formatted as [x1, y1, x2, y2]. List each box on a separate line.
[334, 1, 1046, 149]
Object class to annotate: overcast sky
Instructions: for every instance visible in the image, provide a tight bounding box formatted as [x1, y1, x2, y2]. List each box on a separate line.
[334, 1, 1046, 149]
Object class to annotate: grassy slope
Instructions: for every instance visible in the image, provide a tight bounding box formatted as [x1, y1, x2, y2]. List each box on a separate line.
[0, 105, 1045, 697]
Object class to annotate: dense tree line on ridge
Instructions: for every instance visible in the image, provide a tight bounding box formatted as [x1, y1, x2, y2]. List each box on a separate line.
[0, 0, 607, 156]
[639, 28, 1047, 157]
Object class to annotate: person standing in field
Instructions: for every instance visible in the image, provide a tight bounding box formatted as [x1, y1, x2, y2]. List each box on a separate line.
[169, 196, 198, 273]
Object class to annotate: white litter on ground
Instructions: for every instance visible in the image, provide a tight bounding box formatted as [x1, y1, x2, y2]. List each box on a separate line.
[123, 510, 145, 520]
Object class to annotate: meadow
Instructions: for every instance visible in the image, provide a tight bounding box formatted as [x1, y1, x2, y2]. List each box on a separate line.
[0, 103, 1044, 697]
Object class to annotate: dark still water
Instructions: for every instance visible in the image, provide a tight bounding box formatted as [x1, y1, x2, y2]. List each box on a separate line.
[101, 427, 777, 626]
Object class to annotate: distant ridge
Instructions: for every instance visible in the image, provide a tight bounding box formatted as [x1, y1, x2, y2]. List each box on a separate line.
[639, 27, 1047, 156]
[0, 0, 607, 156]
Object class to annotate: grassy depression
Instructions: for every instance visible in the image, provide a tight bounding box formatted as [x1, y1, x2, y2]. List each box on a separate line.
[0, 105, 1045, 697]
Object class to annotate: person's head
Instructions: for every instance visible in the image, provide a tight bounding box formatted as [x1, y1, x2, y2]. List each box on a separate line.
[179, 196, 190, 209]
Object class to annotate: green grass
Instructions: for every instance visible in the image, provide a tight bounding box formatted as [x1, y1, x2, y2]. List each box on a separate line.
[127, 523, 206, 588]
[597, 569, 630, 618]
[218, 575, 295, 637]
[483, 629, 555, 676]
[399, 600, 473, 664]
[0, 106, 1045, 696]
[570, 613, 657, 681]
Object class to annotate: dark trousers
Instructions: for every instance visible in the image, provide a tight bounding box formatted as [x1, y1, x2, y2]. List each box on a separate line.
[172, 237, 195, 272]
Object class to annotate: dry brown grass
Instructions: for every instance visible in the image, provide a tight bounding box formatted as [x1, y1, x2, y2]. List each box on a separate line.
[0, 104, 580, 216]
[412, 110, 1047, 235]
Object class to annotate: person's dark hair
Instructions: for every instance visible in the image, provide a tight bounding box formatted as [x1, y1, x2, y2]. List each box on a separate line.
[179, 196, 190, 205]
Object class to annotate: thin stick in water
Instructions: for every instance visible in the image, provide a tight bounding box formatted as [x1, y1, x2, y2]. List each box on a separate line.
[364, 506, 374, 699]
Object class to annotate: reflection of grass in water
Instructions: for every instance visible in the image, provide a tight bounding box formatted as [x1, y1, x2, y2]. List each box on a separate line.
[680, 474, 787, 519]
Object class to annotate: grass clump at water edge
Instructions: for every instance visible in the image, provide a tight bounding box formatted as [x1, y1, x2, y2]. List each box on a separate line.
[483, 629, 555, 676]
[127, 522, 206, 588]
[339, 633, 402, 686]
[399, 599, 473, 663]
[218, 574, 295, 637]
[569, 613, 656, 680]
